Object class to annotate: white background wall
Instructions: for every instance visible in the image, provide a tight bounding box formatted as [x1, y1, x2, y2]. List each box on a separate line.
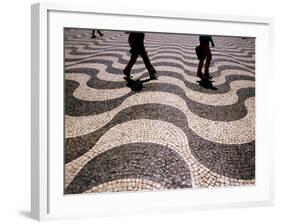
[0, 0, 280, 223]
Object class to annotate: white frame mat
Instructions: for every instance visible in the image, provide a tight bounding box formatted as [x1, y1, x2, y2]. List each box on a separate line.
[31, 2, 274, 221]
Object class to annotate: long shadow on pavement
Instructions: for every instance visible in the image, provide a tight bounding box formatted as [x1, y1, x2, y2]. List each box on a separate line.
[125, 78, 151, 92]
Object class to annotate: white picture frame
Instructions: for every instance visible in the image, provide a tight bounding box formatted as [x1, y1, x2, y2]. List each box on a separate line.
[31, 2, 274, 221]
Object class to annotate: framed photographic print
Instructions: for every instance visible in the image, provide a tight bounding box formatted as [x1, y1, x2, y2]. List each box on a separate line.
[31, 2, 274, 221]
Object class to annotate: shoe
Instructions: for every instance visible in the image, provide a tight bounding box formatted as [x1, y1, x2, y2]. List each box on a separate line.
[91, 35, 97, 39]
[123, 69, 131, 78]
[150, 73, 158, 80]
[149, 69, 158, 80]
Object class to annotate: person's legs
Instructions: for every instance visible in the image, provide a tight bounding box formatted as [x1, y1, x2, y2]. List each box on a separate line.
[97, 30, 103, 36]
[197, 44, 208, 77]
[123, 52, 138, 77]
[91, 30, 96, 38]
[140, 51, 157, 79]
[197, 59, 204, 77]
[204, 48, 212, 76]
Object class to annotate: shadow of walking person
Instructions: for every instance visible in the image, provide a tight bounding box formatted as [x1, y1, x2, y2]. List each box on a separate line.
[124, 77, 151, 92]
[197, 79, 218, 90]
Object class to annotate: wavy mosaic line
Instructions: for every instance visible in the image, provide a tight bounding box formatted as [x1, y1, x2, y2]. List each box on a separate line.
[66, 72, 254, 106]
[65, 103, 255, 184]
[65, 49, 255, 73]
[65, 119, 254, 192]
[65, 91, 255, 144]
[65, 59, 253, 84]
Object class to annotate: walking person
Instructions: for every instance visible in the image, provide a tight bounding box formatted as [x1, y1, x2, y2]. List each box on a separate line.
[91, 29, 103, 38]
[196, 35, 215, 79]
[123, 32, 157, 80]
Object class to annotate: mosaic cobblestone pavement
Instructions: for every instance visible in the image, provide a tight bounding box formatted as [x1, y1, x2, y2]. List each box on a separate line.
[64, 28, 255, 194]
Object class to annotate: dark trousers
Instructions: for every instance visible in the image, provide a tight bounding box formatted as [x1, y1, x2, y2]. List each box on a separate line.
[91, 30, 103, 37]
[124, 50, 155, 75]
[197, 44, 212, 75]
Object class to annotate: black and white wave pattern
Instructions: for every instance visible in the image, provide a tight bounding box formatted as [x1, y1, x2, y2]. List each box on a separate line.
[64, 28, 255, 194]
